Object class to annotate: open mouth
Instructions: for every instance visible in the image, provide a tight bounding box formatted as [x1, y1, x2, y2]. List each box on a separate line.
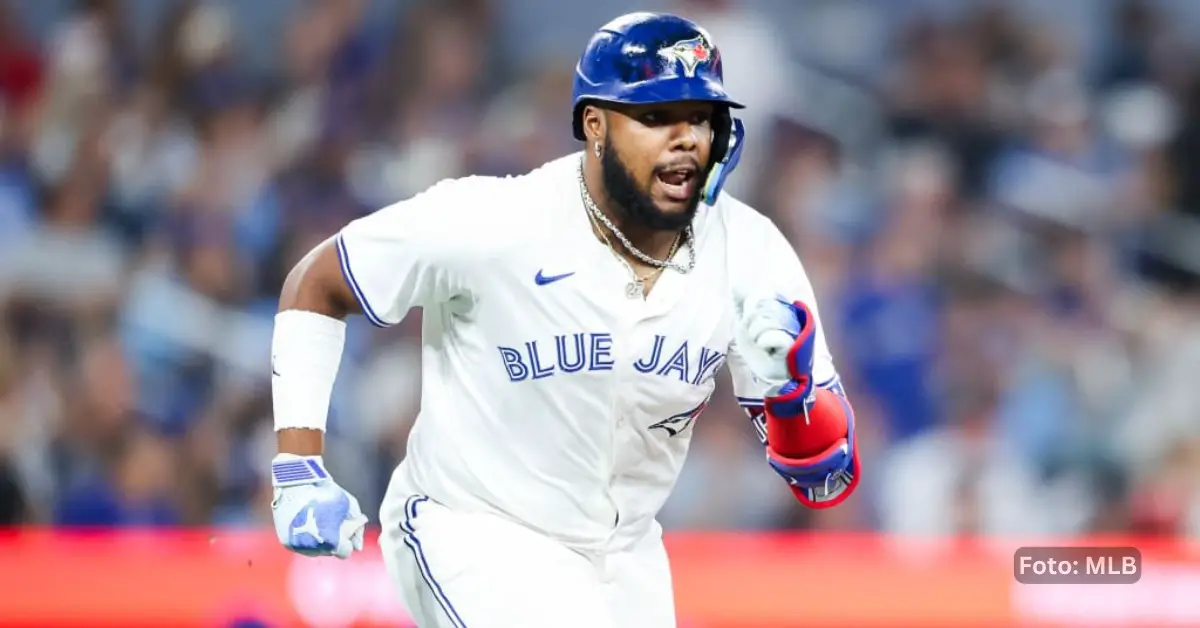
[656, 166, 698, 202]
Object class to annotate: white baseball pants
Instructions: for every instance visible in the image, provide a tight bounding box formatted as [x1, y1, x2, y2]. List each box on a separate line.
[378, 494, 676, 628]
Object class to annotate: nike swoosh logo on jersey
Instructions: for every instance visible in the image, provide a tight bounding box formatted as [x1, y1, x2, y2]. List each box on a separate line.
[534, 270, 575, 285]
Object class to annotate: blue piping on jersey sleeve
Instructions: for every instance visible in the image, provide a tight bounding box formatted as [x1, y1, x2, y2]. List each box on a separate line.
[335, 233, 392, 328]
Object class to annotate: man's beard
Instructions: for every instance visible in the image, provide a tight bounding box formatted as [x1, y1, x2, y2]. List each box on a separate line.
[600, 137, 702, 232]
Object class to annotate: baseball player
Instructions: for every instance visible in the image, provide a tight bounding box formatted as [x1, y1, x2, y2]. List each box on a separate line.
[268, 12, 860, 628]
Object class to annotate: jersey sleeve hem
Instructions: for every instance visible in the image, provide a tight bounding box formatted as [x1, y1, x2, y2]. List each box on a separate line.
[335, 233, 393, 328]
[734, 374, 841, 406]
[815, 373, 840, 389]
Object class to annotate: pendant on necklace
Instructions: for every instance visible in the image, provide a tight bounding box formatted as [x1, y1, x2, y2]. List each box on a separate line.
[626, 280, 643, 299]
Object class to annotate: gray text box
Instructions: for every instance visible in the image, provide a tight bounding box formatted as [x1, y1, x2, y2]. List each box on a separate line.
[1014, 546, 1141, 584]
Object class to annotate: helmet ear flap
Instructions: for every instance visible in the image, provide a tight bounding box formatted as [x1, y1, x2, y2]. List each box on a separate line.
[708, 107, 732, 167]
[701, 109, 744, 205]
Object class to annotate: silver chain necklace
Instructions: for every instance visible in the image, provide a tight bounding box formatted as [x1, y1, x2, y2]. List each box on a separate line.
[577, 157, 696, 299]
[586, 206, 675, 299]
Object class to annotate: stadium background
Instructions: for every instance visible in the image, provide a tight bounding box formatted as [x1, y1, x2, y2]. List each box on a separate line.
[4, 0, 1200, 625]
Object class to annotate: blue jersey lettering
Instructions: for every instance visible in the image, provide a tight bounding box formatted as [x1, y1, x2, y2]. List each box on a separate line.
[498, 333, 724, 385]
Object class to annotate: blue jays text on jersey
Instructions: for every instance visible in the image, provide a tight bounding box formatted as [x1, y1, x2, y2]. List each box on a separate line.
[497, 333, 726, 387]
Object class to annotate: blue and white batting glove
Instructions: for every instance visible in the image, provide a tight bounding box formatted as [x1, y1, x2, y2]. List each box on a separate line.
[270, 454, 368, 559]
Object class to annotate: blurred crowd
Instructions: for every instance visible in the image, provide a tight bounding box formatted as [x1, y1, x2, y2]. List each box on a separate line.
[3, 0, 1200, 540]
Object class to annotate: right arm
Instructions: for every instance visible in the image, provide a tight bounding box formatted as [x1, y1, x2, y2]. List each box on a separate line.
[268, 237, 373, 560]
[274, 238, 360, 456]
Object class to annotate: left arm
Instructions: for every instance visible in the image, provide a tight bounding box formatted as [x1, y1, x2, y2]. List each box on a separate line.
[726, 216, 860, 509]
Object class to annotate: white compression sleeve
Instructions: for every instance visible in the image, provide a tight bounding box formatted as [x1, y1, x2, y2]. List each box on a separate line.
[271, 310, 347, 432]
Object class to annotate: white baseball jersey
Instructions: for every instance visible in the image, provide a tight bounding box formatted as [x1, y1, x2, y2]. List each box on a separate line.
[336, 153, 838, 554]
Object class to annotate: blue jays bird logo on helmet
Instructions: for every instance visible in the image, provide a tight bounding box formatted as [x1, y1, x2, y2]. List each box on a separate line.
[659, 36, 711, 78]
[572, 12, 747, 205]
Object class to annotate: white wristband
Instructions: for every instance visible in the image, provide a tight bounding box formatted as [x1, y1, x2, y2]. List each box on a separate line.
[271, 310, 346, 432]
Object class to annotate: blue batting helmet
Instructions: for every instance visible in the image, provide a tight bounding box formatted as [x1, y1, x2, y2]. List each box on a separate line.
[572, 12, 746, 205]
